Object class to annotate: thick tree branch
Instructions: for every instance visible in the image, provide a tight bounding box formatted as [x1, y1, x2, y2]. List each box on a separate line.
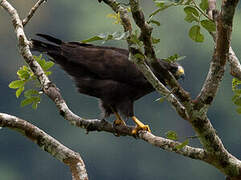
[207, 0, 241, 81]
[195, 0, 239, 109]
[0, 113, 88, 180]
[22, 0, 46, 26]
[139, 131, 206, 160]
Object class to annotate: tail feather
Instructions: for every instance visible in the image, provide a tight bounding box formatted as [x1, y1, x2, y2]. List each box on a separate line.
[36, 33, 62, 45]
[30, 39, 60, 53]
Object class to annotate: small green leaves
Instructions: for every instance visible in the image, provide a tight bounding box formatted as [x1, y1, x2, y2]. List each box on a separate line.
[176, 139, 189, 149]
[199, 0, 208, 11]
[189, 25, 204, 42]
[81, 32, 128, 44]
[129, 30, 143, 48]
[166, 130, 178, 140]
[106, 12, 121, 24]
[165, 130, 190, 149]
[9, 55, 54, 109]
[201, 20, 216, 32]
[134, 53, 145, 60]
[9, 80, 25, 89]
[16, 86, 24, 98]
[81, 35, 106, 43]
[163, 53, 186, 63]
[148, 19, 161, 26]
[184, 6, 199, 23]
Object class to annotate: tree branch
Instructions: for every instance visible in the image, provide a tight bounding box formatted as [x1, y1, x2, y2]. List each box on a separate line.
[207, 0, 241, 81]
[0, 113, 88, 180]
[129, 0, 191, 105]
[102, 0, 241, 178]
[22, 0, 47, 26]
[195, 0, 239, 109]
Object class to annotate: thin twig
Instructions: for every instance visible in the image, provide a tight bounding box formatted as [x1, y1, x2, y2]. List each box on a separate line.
[192, 0, 213, 21]
[22, 0, 46, 26]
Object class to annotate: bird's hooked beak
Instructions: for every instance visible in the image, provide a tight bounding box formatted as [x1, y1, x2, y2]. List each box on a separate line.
[177, 65, 185, 81]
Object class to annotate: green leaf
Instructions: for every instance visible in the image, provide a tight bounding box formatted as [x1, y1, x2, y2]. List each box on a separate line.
[134, 53, 145, 60]
[166, 130, 178, 140]
[201, 20, 216, 32]
[16, 86, 24, 98]
[24, 89, 39, 98]
[176, 139, 189, 149]
[234, 98, 241, 106]
[163, 53, 186, 63]
[155, 97, 165, 103]
[232, 94, 240, 102]
[81, 35, 106, 43]
[184, 6, 199, 16]
[129, 30, 143, 47]
[148, 19, 161, 26]
[42, 61, 54, 71]
[152, 37, 161, 44]
[236, 107, 241, 114]
[184, 6, 199, 23]
[32, 102, 38, 109]
[106, 12, 121, 24]
[45, 71, 52, 76]
[82, 32, 127, 43]
[184, 0, 192, 5]
[189, 25, 204, 42]
[32, 96, 41, 109]
[232, 78, 241, 90]
[17, 69, 30, 80]
[21, 98, 34, 107]
[199, 0, 208, 11]
[9, 80, 25, 89]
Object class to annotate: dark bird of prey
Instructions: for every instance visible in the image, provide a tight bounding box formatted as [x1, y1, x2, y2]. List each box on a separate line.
[31, 34, 185, 134]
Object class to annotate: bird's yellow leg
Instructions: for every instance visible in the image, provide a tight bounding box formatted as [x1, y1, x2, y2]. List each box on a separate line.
[113, 111, 126, 126]
[131, 116, 151, 134]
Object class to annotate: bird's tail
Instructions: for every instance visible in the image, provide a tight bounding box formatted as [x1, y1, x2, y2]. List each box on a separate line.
[30, 34, 62, 53]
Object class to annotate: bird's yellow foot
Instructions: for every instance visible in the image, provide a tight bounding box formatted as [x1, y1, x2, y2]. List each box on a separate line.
[112, 111, 126, 137]
[113, 118, 126, 126]
[113, 111, 126, 126]
[131, 116, 151, 135]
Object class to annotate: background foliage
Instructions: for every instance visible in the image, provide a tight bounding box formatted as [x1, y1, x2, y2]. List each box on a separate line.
[1, 1, 241, 179]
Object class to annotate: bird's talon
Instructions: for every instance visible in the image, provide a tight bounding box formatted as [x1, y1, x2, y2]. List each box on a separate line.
[131, 124, 151, 135]
[113, 119, 126, 126]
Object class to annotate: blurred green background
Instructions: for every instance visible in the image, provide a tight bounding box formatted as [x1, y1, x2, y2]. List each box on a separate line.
[1, 1, 241, 179]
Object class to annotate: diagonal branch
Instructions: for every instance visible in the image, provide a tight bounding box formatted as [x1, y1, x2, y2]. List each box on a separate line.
[0, 113, 88, 180]
[129, 0, 191, 105]
[22, 0, 47, 26]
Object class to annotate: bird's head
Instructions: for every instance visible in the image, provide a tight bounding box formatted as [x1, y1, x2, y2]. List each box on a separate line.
[159, 60, 185, 81]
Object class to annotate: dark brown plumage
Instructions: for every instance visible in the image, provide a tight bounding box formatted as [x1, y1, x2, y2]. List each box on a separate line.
[31, 34, 184, 132]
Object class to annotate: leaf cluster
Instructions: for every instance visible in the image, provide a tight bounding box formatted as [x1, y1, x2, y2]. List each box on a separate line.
[151, 0, 216, 42]
[165, 130, 189, 149]
[9, 55, 54, 109]
[81, 32, 128, 44]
